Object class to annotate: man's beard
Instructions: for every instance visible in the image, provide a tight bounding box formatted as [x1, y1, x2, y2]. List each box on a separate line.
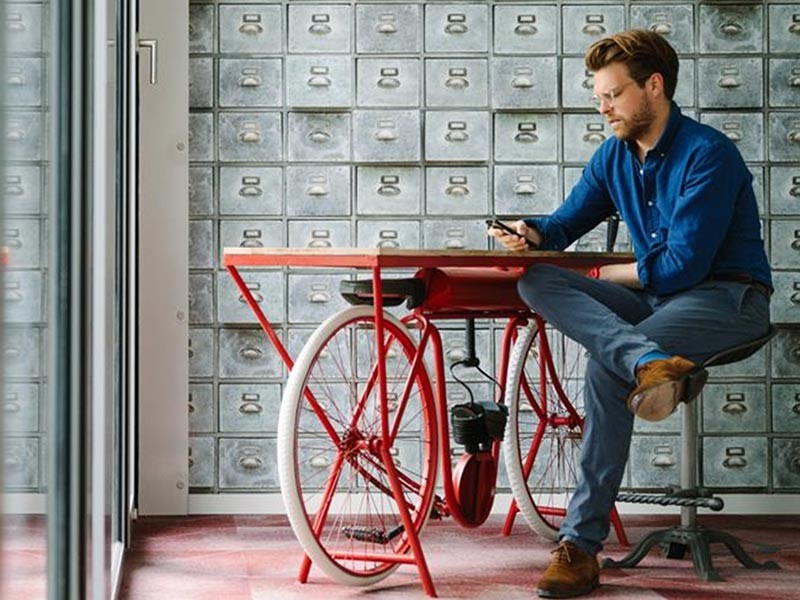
[613, 95, 655, 142]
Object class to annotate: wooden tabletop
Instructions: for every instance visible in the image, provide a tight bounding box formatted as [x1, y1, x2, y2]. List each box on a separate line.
[224, 247, 635, 270]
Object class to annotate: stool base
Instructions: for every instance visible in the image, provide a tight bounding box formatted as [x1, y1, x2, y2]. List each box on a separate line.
[601, 526, 780, 581]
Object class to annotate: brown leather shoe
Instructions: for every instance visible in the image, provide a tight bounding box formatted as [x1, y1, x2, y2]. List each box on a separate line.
[626, 356, 708, 421]
[536, 541, 599, 598]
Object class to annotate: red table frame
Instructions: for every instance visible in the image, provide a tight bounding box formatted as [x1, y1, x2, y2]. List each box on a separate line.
[224, 247, 633, 597]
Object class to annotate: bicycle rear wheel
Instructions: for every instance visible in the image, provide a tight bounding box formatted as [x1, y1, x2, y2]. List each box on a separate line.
[278, 306, 438, 585]
[502, 318, 587, 540]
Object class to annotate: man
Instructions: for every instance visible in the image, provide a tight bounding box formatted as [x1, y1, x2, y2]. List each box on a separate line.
[489, 30, 771, 598]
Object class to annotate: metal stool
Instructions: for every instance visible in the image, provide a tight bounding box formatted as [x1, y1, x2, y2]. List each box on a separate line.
[602, 326, 781, 581]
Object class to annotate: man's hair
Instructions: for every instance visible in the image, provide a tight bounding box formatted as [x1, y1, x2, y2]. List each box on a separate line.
[585, 30, 679, 100]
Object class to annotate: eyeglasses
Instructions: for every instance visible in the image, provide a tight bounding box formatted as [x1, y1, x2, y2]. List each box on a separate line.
[590, 79, 641, 109]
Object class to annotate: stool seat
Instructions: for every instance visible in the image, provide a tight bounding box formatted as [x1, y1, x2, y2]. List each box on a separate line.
[603, 325, 781, 581]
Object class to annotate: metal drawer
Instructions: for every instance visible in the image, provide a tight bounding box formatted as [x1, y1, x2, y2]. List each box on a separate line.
[219, 4, 282, 54]
[769, 59, 800, 108]
[493, 165, 559, 216]
[287, 273, 350, 324]
[285, 165, 351, 216]
[771, 329, 800, 378]
[355, 3, 421, 54]
[697, 58, 763, 109]
[217, 270, 284, 324]
[770, 272, 800, 325]
[219, 438, 279, 490]
[425, 111, 490, 163]
[188, 384, 214, 434]
[3, 166, 41, 216]
[288, 4, 351, 54]
[425, 58, 488, 108]
[4, 218, 40, 268]
[561, 58, 596, 109]
[494, 113, 557, 163]
[424, 4, 489, 53]
[773, 438, 800, 489]
[3, 270, 42, 323]
[771, 384, 800, 434]
[5, 4, 43, 52]
[5, 112, 44, 161]
[2, 383, 39, 432]
[562, 5, 625, 54]
[563, 114, 610, 163]
[189, 167, 214, 216]
[629, 436, 680, 489]
[491, 57, 557, 109]
[288, 221, 352, 249]
[707, 342, 766, 379]
[219, 166, 282, 216]
[219, 220, 283, 267]
[189, 112, 214, 162]
[423, 219, 487, 252]
[768, 113, 800, 162]
[218, 327, 283, 379]
[287, 112, 351, 162]
[425, 167, 488, 216]
[286, 55, 352, 109]
[188, 273, 213, 324]
[769, 220, 800, 269]
[770, 166, 800, 215]
[356, 58, 421, 107]
[702, 437, 767, 489]
[769, 5, 800, 54]
[3, 437, 39, 489]
[356, 220, 420, 250]
[352, 110, 421, 163]
[701, 383, 767, 433]
[189, 3, 214, 53]
[219, 58, 282, 108]
[5, 57, 43, 107]
[219, 383, 281, 433]
[674, 59, 695, 108]
[699, 113, 764, 162]
[189, 328, 214, 378]
[493, 4, 557, 55]
[189, 219, 214, 269]
[698, 3, 763, 54]
[188, 437, 215, 488]
[629, 4, 694, 54]
[218, 112, 283, 163]
[189, 58, 213, 109]
[357, 166, 421, 215]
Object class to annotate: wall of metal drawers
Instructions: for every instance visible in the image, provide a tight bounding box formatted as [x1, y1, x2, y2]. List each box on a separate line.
[182, 0, 800, 497]
[2, 1, 49, 493]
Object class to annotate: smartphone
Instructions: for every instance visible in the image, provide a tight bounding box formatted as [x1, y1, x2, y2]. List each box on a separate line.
[485, 219, 534, 249]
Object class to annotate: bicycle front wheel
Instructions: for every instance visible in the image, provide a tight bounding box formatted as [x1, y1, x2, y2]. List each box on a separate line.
[278, 306, 438, 586]
[502, 319, 587, 541]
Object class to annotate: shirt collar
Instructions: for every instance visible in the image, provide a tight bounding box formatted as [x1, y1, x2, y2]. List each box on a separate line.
[623, 101, 683, 157]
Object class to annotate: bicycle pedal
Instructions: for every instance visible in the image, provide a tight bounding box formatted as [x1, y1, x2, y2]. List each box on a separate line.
[342, 524, 404, 545]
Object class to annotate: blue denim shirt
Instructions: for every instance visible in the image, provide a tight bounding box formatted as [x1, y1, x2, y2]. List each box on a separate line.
[525, 103, 772, 297]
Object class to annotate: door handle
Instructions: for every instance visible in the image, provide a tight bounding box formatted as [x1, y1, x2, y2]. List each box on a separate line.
[138, 38, 158, 84]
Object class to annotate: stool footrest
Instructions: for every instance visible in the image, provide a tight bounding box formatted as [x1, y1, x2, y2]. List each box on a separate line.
[616, 492, 724, 511]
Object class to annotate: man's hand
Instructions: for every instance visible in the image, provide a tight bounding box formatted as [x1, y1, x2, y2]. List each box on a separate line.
[589, 261, 642, 289]
[487, 220, 542, 252]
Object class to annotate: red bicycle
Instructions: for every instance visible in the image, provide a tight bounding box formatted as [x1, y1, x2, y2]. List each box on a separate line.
[225, 247, 630, 597]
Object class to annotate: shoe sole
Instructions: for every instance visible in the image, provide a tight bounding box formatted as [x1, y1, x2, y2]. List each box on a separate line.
[628, 368, 708, 422]
[537, 576, 600, 598]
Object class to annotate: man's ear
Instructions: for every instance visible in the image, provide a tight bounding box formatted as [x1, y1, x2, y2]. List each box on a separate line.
[650, 72, 665, 97]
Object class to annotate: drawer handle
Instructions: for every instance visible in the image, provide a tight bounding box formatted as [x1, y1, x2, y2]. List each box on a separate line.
[4, 290, 23, 302]
[719, 20, 744, 36]
[445, 23, 468, 36]
[239, 22, 263, 36]
[789, 184, 800, 197]
[3, 401, 20, 413]
[377, 76, 400, 89]
[239, 75, 262, 88]
[308, 291, 330, 303]
[790, 292, 800, 305]
[239, 401, 263, 414]
[309, 23, 332, 36]
[582, 23, 606, 36]
[239, 346, 263, 360]
[445, 75, 469, 89]
[308, 238, 332, 249]
[791, 238, 800, 250]
[514, 24, 538, 36]
[239, 239, 263, 248]
[308, 130, 331, 144]
[239, 456, 263, 470]
[447, 347, 467, 362]
[5, 456, 20, 468]
[790, 22, 800, 35]
[4, 347, 21, 358]
[445, 184, 469, 197]
[514, 181, 538, 195]
[7, 129, 25, 142]
[377, 183, 400, 196]
[723, 129, 743, 142]
[445, 130, 469, 143]
[793, 347, 800, 360]
[6, 238, 22, 249]
[789, 130, 800, 144]
[718, 75, 742, 89]
[374, 128, 398, 142]
[649, 22, 674, 36]
[238, 291, 264, 304]
[583, 132, 607, 144]
[307, 75, 331, 88]
[377, 238, 399, 249]
[723, 455, 747, 469]
[306, 183, 328, 196]
[651, 454, 676, 468]
[188, 456, 195, 468]
[792, 402, 800, 415]
[6, 184, 24, 196]
[444, 238, 465, 250]
[789, 75, 800, 88]
[238, 130, 261, 144]
[722, 401, 747, 415]
[511, 74, 534, 89]
[376, 22, 397, 35]
[239, 185, 262, 197]
[514, 131, 538, 143]
[7, 74, 24, 86]
[310, 455, 331, 469]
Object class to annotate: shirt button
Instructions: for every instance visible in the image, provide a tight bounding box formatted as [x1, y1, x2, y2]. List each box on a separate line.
[639, 168, 644, 175]
[647, 201, 654, 206]
[650, 232, 657, 238]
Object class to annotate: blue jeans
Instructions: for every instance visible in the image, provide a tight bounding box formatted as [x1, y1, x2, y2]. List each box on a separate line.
[516, 264, 770, 555]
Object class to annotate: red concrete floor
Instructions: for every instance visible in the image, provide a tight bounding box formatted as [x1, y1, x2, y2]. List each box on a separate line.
[118, 514, 800, 600]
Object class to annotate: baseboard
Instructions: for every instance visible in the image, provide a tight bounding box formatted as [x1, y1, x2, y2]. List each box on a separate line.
[186, 492, 800, 516]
